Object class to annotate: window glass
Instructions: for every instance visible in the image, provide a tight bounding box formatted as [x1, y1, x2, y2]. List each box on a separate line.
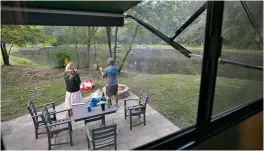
[212, 1, 263, 116]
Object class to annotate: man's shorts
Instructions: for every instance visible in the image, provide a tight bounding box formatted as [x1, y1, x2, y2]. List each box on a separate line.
[106, 84, 118, 97]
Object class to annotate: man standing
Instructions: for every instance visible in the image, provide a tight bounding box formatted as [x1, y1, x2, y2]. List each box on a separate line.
[101, 58, 119, 108]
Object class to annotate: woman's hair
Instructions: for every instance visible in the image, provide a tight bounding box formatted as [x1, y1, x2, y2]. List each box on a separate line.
[65, 62, 75, 79]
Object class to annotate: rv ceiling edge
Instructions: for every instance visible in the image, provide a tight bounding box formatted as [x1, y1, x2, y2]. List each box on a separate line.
[1, 6, 126, 18]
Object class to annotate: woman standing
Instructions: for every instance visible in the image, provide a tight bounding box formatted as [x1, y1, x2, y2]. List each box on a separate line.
[64, 62, 82, 116]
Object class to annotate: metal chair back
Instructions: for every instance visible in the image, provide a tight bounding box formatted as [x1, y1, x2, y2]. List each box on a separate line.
[92, 124, 117, 150]
[27, 100, 38, 124]
[40, 106, 52, 133]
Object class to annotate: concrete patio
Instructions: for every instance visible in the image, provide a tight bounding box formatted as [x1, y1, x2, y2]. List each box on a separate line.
[1, 91, 180, 150]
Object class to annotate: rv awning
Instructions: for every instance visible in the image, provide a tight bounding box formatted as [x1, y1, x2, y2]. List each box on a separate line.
[1, 1, 141, 26]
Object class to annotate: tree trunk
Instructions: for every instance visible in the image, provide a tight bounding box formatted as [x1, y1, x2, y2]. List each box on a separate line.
[87, 27, 91, 69]
[113, 27, 118, 64]
[1, 42, 10, 66]
[118, 25, 140, 72]
[106, 27, 112, 58]
[73, 27, 79, 69]
[93, 41, 99, 67]
[86, 27, 98, 69]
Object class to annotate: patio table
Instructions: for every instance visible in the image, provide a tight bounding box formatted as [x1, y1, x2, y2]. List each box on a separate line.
[72, 97, 117, 122]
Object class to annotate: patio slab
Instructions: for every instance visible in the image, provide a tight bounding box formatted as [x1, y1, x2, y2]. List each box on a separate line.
[1, 91, 180, 150]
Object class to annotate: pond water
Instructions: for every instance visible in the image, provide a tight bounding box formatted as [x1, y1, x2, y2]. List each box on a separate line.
[12, 46, 263, 80]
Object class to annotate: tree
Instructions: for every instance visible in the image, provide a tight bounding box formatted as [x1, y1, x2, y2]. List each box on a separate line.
[93, 39, 99, 68]
[1, 25, 45, 65]
[118, 24, 140, 72]
[118, 1, 150, 72]
[72, 27, 80, 69]
[85, 27, 98, 69]
[106, 27, 112, 58]
[113, 27, 118, 63]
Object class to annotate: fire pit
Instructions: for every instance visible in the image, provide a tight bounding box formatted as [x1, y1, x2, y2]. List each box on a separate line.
[102, 84, 130, 100]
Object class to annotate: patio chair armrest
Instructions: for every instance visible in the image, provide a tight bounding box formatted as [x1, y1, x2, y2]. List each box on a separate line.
[31, 113, 42, 118]
[48, 108, 71, 116]
[124, 99, 140, 102]
[47, 119, 71, 127]
[36, 102, 55, 109]
[124, 99, 140, 106]
[55, 108, 71, 114]
[128, 105, 145, 110]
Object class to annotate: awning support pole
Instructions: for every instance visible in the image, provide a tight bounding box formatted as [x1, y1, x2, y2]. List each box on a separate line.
[241, 1, 263, 44]
[170, 2, 207, 41]
[190, 53, 264, 71]
[127, 15, 192, 58]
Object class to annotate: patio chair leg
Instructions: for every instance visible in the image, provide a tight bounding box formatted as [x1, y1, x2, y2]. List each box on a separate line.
[69, 124, 73, 146]
[139, 114, 141, 118]
[48, 135, 51, 150]
[86, 135, 90, 149]
[69, 131, 73, 146]
[102, 115, 105, 126]
[144, 113, 146, 126]
[70, 122, 73, 132]
[35, 126, 38, 139]
[130, 115, 132, 130]
[115, 141, 117, 150]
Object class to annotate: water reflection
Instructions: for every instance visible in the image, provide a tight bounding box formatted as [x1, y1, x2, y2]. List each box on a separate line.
[11, 47, 263, 80]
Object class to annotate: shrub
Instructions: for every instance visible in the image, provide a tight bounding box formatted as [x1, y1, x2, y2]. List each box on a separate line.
[53, 52, 71, 68]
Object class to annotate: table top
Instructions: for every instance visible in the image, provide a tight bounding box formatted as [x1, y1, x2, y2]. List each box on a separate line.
[72, 96, 117, 122]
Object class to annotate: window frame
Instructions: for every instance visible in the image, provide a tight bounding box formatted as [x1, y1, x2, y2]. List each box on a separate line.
[134, 1, 263, 150]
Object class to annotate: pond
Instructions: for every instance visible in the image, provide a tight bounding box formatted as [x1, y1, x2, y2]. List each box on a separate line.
[12, 46, 263, 80]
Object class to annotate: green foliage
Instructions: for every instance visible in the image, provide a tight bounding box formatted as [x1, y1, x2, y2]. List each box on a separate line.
[1, 25, 47, 47]
[221, 1, 263, 49]
[53, 52, 71, 68]
[121, 1, 262, 50]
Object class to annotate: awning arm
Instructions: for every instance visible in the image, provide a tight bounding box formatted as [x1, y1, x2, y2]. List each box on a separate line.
[240, 1, 263, 44]
[127, 15, 192, 58]
[219, 59, 264, 71]
[190, 53, 264, 71]
[170, 2, 207, 41]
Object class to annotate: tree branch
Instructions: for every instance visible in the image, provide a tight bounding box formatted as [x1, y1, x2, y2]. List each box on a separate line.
[118, 24, 140, 72]
[8, 44, 13, 56]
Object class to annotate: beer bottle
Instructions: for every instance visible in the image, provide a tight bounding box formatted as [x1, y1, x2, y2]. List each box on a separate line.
[101, 92, 106, 101]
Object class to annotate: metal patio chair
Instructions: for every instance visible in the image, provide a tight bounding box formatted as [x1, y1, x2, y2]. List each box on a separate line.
[85, 124, 117, 150]
[27, 100, 57, 139]
[40, 106, 73, 150]
[124, 90, 149, 130]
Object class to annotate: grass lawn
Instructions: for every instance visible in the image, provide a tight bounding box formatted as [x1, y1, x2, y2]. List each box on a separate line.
[1, 66, 105, 121]
[119, 74, 262, 128]
[1, 55, 41, 66]
[1, 65, 262, 129]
